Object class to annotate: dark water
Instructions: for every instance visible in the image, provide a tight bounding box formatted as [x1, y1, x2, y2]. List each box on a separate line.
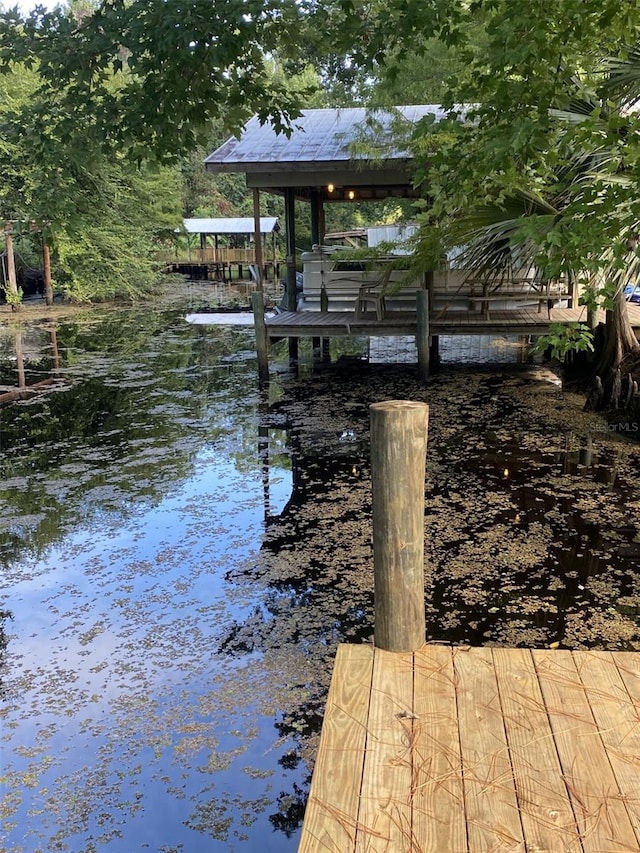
[1, 306, 639, 852]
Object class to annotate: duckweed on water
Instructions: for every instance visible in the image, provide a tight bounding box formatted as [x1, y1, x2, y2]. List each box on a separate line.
[0, 305, 639, 851]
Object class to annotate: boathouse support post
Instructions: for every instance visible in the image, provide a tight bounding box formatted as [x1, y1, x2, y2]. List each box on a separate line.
[370, 400, 428, 652]
[284, 188, 297, 312]
[283, 187, 298, 361]
[416, 289, 430, 380]
[310, 189, 324, 247]
[252, 189, 264, 291]
[252, 290, 270, 382]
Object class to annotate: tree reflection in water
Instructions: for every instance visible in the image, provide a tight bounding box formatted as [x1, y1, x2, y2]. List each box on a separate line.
[1, 311, 640, 852]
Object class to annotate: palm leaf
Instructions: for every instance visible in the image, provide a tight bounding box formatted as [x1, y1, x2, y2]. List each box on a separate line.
[601, 43, 640, 106]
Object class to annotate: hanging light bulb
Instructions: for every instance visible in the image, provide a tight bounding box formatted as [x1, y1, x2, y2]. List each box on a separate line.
[347, 189, 356, 200]
[327, 183, 335, 193]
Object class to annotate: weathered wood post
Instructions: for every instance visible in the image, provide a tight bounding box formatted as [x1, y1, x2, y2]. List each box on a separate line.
[370, 400, 428, 651]
[4, 227, 20, 310]
[416, 289, 430, 380]
[283, 187, 298, 362]
[251, 290, 269, 382]
[43, 242, 53, 306]
[252, 188, 264, 292]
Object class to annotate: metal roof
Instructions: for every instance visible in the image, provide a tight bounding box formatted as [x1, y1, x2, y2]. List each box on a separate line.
[183, 217, 280, 234]
[204, 106, 444, 173]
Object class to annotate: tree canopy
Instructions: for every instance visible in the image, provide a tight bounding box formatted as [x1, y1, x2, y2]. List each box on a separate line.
[375, 0, 640, 375]
[2, 0, 640, 351]
[0, 0, 313, 158]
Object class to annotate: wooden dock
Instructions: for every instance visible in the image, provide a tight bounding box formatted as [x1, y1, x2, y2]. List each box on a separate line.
[298, 644, 640, 853]
[267, 304, 640, 339]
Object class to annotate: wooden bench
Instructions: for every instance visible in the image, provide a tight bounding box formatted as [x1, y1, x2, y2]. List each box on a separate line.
[467, 279, 573, 318]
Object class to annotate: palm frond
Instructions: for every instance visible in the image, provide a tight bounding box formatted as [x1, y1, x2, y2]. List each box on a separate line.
[600, 43, 640, 107]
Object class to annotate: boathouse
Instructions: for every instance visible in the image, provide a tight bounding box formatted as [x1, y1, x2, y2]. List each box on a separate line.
[164, 216, 280, 282]
[204, 107, 640, 370]
[205, 106, 436, 305]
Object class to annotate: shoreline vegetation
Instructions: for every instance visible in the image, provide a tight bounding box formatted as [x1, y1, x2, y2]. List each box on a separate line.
[3, 278, 639, 429]
[0, 279, 219, 324]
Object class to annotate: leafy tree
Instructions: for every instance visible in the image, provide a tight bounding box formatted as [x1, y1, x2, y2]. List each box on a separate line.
[0, 5, 336, 297]
[0, 26, 183, 300]
[358, 0, 640, 393]
[0, 0, 312, 160]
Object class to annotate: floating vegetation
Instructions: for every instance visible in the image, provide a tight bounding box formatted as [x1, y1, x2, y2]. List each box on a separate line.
[0, 307, 639, 851]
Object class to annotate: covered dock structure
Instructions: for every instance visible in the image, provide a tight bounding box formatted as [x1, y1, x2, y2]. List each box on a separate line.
[205, 106, 440, 313]
[204, 108, 639, 370]
[164, 216, 280, 283]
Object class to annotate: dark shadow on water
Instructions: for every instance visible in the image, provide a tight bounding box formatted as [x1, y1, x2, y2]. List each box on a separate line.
[227, 360, 640, 658]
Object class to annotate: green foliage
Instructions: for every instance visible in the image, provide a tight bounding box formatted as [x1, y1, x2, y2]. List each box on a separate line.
[359, 0, 640, 363]
[0, 8, 333, 298]
[533, 322, 594, 360]
[0, 0, 312, 160]
[0, 50, 183, 300]
[181, 146, 252, 219]
[2, 284, 23, 307]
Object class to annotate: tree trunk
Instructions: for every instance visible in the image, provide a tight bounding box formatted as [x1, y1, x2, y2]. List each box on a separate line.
[597, 286, 638, 374]
[5, 230, 20, 311]
[43, 243, 53, 306]
[587, 287, 640, 412]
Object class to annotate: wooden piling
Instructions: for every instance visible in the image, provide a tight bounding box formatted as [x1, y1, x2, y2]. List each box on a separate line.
[284, 188, 297, 313]
[4, 228, 20, 310]
[430, 334, 440, 368]
[416, 289, 430, 379]
[252, 189, 264, 291]
[370, 400, 428, 651]
[251, 290, 269, 382]
[43, 243, 53, 306]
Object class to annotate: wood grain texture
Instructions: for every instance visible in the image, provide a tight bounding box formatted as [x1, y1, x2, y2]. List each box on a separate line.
[493, 647, 581, 852]
[453, 647, 526, 852]
[300, 647, 640, 853]
[534, 651, 638, 852]
[572, 651, 640, 848]
[355, 648, 415, 851]
[412, 645, 467, 852]
[370, 401, 428, 652]
[298, 644, 373, 853]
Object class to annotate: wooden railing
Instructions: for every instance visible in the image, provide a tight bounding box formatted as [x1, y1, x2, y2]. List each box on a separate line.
[158, 247, 267, 265]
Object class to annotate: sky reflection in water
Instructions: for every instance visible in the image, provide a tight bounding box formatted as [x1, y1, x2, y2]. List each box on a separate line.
[1, 306, 640, 852]
[0, 310, 301, 852]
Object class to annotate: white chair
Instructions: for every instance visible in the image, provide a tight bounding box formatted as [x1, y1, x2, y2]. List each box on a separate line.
[355, 267, 393, 320]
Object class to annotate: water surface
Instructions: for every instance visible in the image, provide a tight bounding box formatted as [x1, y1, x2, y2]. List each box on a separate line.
[1, 304, 639, 852]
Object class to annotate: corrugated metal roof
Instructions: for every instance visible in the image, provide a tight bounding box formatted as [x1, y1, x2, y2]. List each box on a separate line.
[204, 106, 444, 172]
[183, 217, 280, 234]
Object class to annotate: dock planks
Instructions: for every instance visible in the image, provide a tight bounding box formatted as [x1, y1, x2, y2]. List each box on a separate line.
[298, 645, 640, 853]
[266, 304, 640, 340]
